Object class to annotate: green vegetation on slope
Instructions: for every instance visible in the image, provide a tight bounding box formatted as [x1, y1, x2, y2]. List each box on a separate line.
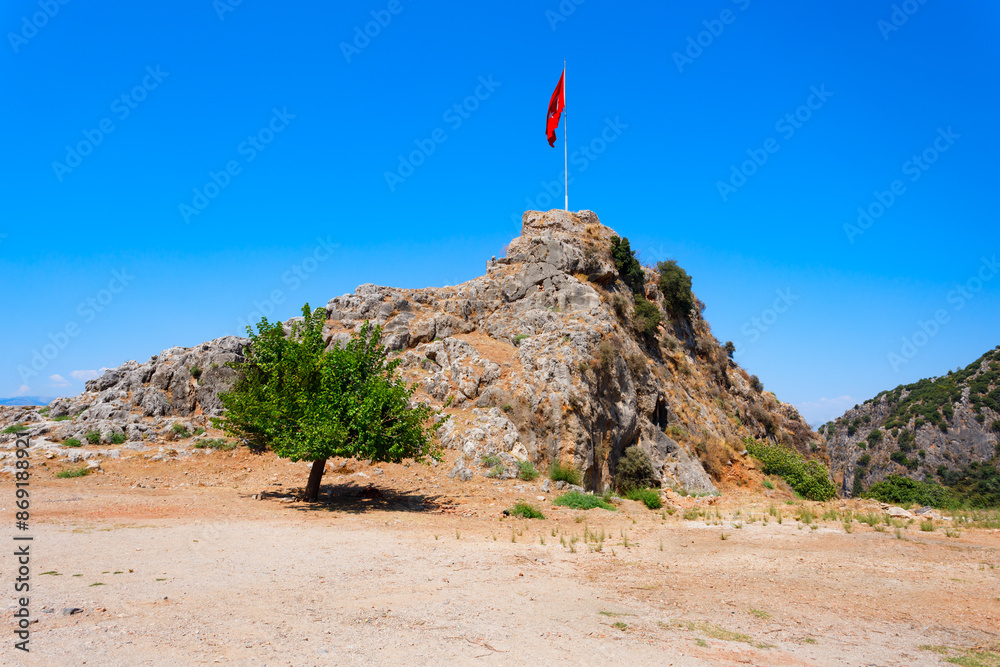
[744, 437, 836, 501]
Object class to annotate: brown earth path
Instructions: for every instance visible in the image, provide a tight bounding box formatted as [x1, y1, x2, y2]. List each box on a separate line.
[2, 449, 999, 666]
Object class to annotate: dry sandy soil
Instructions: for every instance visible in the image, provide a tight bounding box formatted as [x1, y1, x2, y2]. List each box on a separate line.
[3, 448, 999, 666]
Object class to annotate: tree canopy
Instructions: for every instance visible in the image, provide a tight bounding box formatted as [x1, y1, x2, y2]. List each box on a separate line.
[214, 304, 443, 501]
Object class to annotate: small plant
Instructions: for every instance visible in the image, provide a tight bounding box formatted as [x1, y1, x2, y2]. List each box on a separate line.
[109, 432, 127, 445]
[52, 415, 73, 422]
[720, 530, 728, 540]
[193, 427, 206, 436]
[665, 424, 688, 440]
[171, 424, 191, 439]
[632, 296, 662, 337]
[57, 467, 91, 479]
[189, 365, 202, 380]
[554, 491, 616, 511]
[625, 488, 662, 510]
[549, 460, 582, 486]
[443, 395, 454, 408]
[612, 622, 628, 631]
[501, 403, 513, 413]
[920, 520, 935, 532]
[193, 438, 236, 450]
[762, 479, 774, 490]
[63, 437, 82, 448]
[3, 424, 29, 434]
[859, 512, 879, 527]
[507, 501, 544, 519]
[513, 334, 530, 344]
[683, 507, 701, 521]
[85, 430, 101, 445]
[516, 459, 539, 481]
[482, 454, 503, 468]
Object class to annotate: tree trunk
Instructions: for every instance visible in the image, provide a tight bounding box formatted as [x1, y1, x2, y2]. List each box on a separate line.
[304, 458, 327, 502]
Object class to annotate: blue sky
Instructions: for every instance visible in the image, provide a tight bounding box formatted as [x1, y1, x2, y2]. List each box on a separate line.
[1, 1, 998, 425]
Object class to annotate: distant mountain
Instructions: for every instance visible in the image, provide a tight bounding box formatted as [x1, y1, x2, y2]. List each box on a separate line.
[822, 346, 1000, 504]
[0, 396, 55, 407]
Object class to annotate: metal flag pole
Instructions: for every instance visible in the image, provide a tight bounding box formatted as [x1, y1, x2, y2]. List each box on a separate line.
[563, 59, 568, 211]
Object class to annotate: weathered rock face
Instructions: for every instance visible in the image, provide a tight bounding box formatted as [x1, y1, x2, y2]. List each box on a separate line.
[823, 347, 1000, 496]
[3, 210, 819, 492]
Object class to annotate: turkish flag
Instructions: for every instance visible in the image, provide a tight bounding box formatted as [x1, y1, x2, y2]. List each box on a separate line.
[546, 70, 565, 147]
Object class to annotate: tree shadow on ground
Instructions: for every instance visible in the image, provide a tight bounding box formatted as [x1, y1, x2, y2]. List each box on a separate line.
[246, 482, 450, 514]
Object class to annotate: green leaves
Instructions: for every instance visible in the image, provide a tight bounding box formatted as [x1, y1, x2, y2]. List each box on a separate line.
[215, 303, 443, 466]
[656, 259, 695, 318]
[610, 235, 645, 295]
[744, 437, 836, 502]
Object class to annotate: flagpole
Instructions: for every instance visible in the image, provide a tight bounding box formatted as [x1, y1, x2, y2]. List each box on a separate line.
[563, 59, 568, 211]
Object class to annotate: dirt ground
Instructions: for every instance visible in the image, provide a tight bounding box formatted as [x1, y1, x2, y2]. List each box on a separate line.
[3, 448, 999, 666]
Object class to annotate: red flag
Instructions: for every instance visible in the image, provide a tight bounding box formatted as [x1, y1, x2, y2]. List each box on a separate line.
[546, 70, 565, 147]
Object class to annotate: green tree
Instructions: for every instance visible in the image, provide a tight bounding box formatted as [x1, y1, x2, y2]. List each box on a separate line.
[610, 235, 645, 295]
[656, 259, 695, 318]
[215, 304, 444, 501]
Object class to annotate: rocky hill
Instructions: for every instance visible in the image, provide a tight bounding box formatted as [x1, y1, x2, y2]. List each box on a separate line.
[823, 347, 1000, 500]
[1, 210, 820, 493]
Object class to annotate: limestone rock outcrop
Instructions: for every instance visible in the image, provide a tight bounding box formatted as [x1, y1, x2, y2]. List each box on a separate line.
[2, 210, 820, 493]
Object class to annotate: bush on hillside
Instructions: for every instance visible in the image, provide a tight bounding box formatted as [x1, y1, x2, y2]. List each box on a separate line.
[656, 259, 695, 318]
[609, 236, 645, 295]
[614, 446, 658, 494]
[632, 297, 662, 337]
[744, 437, 837, 501]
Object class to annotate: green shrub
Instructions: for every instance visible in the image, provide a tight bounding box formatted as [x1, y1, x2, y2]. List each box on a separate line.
[482, 454, 503, 468]
[171, 424, 191, 439]
[632, 296, 662, 337]
[614, 446, 657, 493]
[85, 430, 101, 445]
[656, 259, 695, 317]
[864, 475, 955, 508]
[501, 403, 513, 413]
[856, 454, 871, 468]
[516, 460, 539, 481]
[554, 491, 616, 511]
[992, 420, 1000, 434]
[190, 366, 202, 380]
[56, 467, 91, 479]
[610, 236, 645, 295]
[63, 438, 82, 448]
[513, 334, 530, 344]
[867, 429, 883, 447]
[109, 432, 126, 445]
[744, 437, 836, 501]
[507, 501, 544, 519]
[2, 424, 28, 434]
[194, 427, 206, 436]
[193, 438, 236, 450]
[625, 488, 662, 509]
[550, 460, 582, 486]
[52, 415, 73, 422]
